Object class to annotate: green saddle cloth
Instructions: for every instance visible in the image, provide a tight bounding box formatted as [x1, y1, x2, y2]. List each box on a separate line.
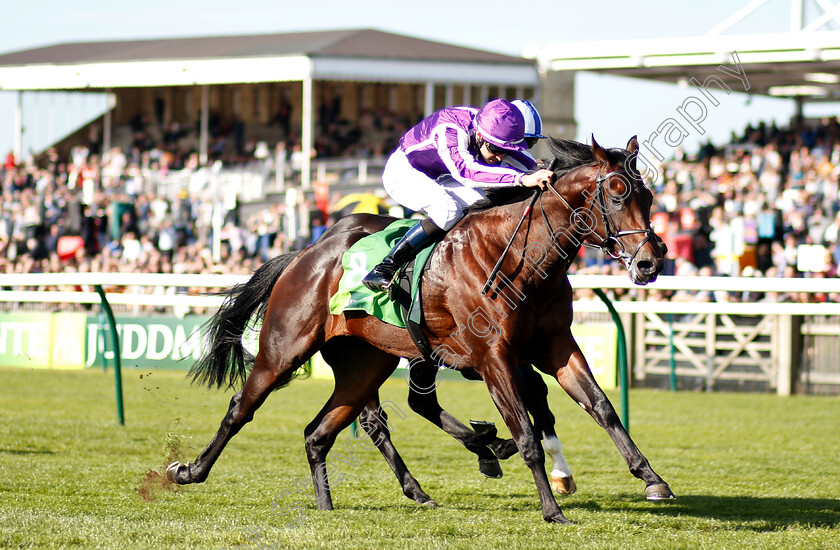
[328, 219, 435, 328]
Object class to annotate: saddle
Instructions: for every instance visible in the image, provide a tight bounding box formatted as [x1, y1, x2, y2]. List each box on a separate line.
[327, 219, 439, 364]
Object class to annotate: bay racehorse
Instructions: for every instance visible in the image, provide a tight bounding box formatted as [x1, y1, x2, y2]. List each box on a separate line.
[167, 136, 673, 524]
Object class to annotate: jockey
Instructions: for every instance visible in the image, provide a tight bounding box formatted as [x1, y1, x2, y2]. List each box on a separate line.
[362, 98, 554, 297]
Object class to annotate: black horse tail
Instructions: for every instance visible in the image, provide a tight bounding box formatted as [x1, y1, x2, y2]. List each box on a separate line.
[189, 251, 301, 390]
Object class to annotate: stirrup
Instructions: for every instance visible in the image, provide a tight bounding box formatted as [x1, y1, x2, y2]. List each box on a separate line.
[362, 265, 397, 296]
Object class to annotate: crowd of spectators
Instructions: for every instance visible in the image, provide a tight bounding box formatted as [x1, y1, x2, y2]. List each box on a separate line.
[0, 153, 292, 280]
[2, 112, 839, 308]
[114, 97, 421, 174]
[570, 116, 840, 303]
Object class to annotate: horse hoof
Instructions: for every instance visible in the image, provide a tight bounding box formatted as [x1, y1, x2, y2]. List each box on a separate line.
[469, 420, 498, 439]
[544, 511, 573, 525]
[645, 482, 675, 501]
[478, 458, 503, 478]
[423, 499, 439, 508]
[551, 474, 576, 495]
[491, 440, 519, 461]
[166, 462, 184, 484]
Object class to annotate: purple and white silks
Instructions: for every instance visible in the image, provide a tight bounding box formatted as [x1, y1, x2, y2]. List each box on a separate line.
[383, 107, 536, 230]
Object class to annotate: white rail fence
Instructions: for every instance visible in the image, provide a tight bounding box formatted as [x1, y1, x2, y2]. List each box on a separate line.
[1, 274, 838, 395]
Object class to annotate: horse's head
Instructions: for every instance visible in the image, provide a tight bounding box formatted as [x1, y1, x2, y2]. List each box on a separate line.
[547, 135, 666, 285]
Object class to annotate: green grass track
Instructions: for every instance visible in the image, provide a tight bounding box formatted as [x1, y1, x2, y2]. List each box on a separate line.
[1, 367, 838, 549]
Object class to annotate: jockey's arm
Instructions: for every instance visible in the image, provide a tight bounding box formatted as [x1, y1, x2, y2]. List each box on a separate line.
[520, 169, 554, 189]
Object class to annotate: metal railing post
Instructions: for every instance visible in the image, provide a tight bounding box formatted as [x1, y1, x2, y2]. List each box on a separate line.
[94, 285, 124, 425]
[592, 288, 629, 433]
[668, 313, 677, 391]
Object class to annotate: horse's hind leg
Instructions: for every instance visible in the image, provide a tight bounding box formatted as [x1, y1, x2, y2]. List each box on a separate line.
[519, 365, 576, 495]
[406, 361, 503, 478]
[541, 337, 673, 501]
[303, 339, 404, 510]
[422, 361, 576, 492]
[358, 396, 437, 507]
[167, 355, 303, 485]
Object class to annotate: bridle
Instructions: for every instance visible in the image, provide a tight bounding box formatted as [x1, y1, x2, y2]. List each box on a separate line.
[482, 161, 659, 295]
[540, 165, 658, 268]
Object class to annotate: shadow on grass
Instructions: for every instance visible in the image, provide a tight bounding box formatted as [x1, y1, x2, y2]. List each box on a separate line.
[0, 448, 56, 455]
[619, 494, 840, 529]
[335, 492, 840, 530]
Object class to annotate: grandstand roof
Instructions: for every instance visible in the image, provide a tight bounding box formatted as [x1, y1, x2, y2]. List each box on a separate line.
[0, 29, 537, 90]
[537, 31, 840, 102]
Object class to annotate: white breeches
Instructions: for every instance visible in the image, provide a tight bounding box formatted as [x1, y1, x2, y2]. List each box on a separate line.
[383, 149, 488, 231]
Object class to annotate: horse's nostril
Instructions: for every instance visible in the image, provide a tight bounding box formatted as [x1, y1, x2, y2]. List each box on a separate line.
[637, 260, 654, 274]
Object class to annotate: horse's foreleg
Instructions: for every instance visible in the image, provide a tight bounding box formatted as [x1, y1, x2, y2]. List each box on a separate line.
[406, 361, 503, 478]
[359, 397, 437, 507]
[167, 362, 293, 485]
[543, 341, 674, 501]
[518, 365, 576, 495]
[542, 435, 575, 495]
[482, 364, 571, 524]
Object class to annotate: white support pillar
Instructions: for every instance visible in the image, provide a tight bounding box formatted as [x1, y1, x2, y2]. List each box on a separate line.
[301, 77, 314, 190]
[462, 85, 471, 106]
[540, 70, 577, 141]
[200, 85, 209, 166]
[444, 85, 454, 107]
[479, 85, 489, 105]
[13, 92, 23, 164]
[33, 95, 40, 152]
[791, 0, 804, 31]
[777, 315, 794, 396]
[103, 89, 113, 156]
[424, 81, 435, 117]
[48, 93, 55, 148]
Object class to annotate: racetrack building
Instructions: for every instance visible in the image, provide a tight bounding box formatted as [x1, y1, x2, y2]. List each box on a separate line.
[0, 29, 542, 189]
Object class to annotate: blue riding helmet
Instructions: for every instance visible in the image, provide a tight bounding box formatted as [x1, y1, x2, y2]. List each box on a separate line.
[512, 99, 546, 139]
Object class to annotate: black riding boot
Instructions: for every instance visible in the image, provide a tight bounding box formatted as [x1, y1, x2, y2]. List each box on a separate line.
[362, 220, 439, 297]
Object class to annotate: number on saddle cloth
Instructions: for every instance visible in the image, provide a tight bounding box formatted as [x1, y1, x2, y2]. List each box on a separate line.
[327, 219, 437, 332]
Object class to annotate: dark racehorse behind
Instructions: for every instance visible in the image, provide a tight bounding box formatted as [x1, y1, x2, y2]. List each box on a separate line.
[167, 136, 673, 524]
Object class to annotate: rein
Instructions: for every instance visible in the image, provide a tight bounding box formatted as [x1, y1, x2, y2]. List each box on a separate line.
[481, 190, 539, 295]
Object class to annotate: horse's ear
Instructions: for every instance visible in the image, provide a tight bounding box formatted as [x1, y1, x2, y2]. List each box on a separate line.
[626, 135, 639, 173]
[591, 134, 609, 164]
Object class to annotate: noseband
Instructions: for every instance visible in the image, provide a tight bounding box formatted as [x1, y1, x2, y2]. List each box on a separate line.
[541, 166, 657, 267]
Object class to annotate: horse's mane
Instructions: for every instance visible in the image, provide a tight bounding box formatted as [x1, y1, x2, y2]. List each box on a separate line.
[466, 137, 632, 214]
[546, 137, 630, 177]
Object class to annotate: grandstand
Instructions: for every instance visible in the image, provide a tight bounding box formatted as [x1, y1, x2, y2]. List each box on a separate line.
[1, 11, 839, 393]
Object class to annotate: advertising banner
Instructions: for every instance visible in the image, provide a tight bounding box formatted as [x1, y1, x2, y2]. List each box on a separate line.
[573, 323, 618, 389]
[51, 313, 88, 369]
[0, 312, 265, 371]
[537, 323, 618, 389]
[1, 311, 615, 385]
[85, 316, 213, 370]
[0, 312, 54, 368]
